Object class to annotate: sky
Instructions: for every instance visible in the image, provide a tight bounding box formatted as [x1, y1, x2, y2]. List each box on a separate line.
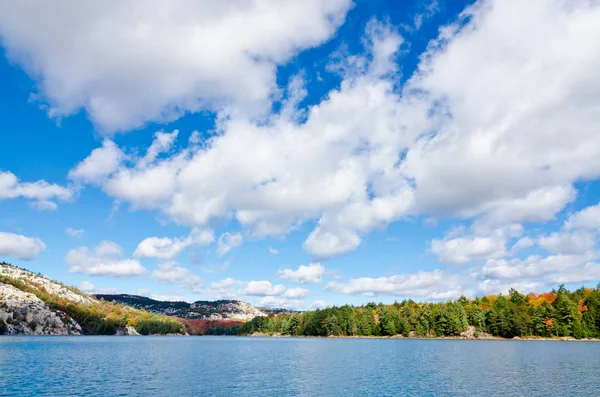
[1, 0, 600, 309]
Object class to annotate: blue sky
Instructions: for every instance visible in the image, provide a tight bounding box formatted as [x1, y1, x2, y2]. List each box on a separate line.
[1, 0, 600, 309]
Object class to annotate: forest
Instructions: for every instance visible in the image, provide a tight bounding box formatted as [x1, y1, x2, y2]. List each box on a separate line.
[240, 285, 600, 339]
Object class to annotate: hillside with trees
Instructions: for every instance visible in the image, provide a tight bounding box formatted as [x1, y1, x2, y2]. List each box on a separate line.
[240, 285, 600, 340]
[0, 263, 184, 335]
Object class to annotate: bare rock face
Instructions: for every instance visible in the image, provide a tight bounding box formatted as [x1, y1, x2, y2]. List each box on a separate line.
[459, 325, 495, 340]
[115, 325, 141, 336]
[190, 300, 267, 321]
[0, 283, 81, 336]
[0, 265, 93, 305]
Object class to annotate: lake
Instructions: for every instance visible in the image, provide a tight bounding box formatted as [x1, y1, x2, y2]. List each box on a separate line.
[0, 336, 599, 396]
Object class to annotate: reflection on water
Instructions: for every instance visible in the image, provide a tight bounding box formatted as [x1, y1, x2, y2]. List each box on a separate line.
[0, 336, 598, 396]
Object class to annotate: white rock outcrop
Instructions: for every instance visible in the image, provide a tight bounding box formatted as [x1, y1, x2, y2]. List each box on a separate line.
[0, 265, 94, 305]
[0, 283, 81, 335]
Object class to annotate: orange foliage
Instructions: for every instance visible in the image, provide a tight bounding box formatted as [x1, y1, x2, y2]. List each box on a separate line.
[527, 292, 555, 307]
[578, 298, 588, 314]
[544, 317, 554, 332]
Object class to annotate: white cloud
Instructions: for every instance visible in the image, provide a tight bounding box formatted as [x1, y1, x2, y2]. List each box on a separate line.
[206, 278, 292, 299]
[216, 232, 243, 256]
[15, 0, 600, 268]
[259, 295, 321, 310]
[326, 270, 468, 300]
[0, 231, 46, 260]
[79, 280, 117, 294]
[431, 227, 511, 265]
[547, 262, 600, 284]
[0, 0, 352, 132]
[66, 240, 146, 277]
[283, 287, 310, 299]
[303, 226, 362, 258]
[258, 296, 304, 310]
[151, 262, 202, 293]
[538, 230, 596, 255]
[134, 228, 214, 261]
[139, 130, 179, 168]
[476, 279, 544, 296]
[0, 170, 72, 210]
[480, 252, 597, 282]
[277, 263, 325, 284]
[240, 280, 286, 297]
[70, 0, 600, 259]
[565, 202, 600, 231]
[134, 236, 193, 261]
[66, 227, 85, 239]
[68, 22, 420, 259]
[68, 140, 124, 184]
[268, 246, 279, 255]
[401, 0, 600, 225]
[510, 237, 534, 254]
[413, 0, 439, 30]
[206, 278, 243, 299]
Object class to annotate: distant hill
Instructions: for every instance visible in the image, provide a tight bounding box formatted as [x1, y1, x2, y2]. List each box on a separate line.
[95, 294, 268, 321]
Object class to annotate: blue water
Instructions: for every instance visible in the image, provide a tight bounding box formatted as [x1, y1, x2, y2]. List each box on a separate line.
[1, 336, 599, 396]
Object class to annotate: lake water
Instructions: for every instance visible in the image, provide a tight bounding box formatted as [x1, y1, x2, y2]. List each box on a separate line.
[1, 336, 599, 396]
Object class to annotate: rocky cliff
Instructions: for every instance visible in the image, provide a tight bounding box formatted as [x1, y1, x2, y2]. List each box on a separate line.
[0, 263, 183, 336]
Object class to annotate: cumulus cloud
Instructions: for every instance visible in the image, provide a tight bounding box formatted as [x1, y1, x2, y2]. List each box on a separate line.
[268, 247, 279, 255]
[68, 140, 124, 184]
[564, 202, 600, 231]
[537, 230, 596, 255]
[0, 170, 72, 210]
[65, 1, 600, 260]
[66, 240, 146, 277]
[258, 295, 315, 310]
[151, 262, 202, 293]
[134, 236, 192, 261]
[206, 278, 243, 299]
[0, 231, 46, 260]
[206, 278, 295, 299]
[66, 227, 85, 239]
[431, 235, 506, 266]
[326, 270, 468, 300]
[401, 0, 600, 227]
[216, 232, 243, 256]
[0, 0, 352, 132]
[430, 226, 519, 265]
[134, 228, 214, 260]
[480, 252, 597, 283]
[240, 280, 286, 296]
[277, 263, 326, 284]
[283, 287, 310, 299]
[476, 279, 544, 296]
[65, 21, 419, 259]
[79, 280, 117, 294]
[5, 0, 600, 302]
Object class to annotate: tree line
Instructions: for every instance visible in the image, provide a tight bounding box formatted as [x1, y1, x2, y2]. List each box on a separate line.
[240, 285, 600, 339]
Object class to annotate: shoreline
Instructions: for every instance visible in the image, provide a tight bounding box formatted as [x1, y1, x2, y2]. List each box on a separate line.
[243, 332, 600, 342]
[1, 333, 599, 341]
